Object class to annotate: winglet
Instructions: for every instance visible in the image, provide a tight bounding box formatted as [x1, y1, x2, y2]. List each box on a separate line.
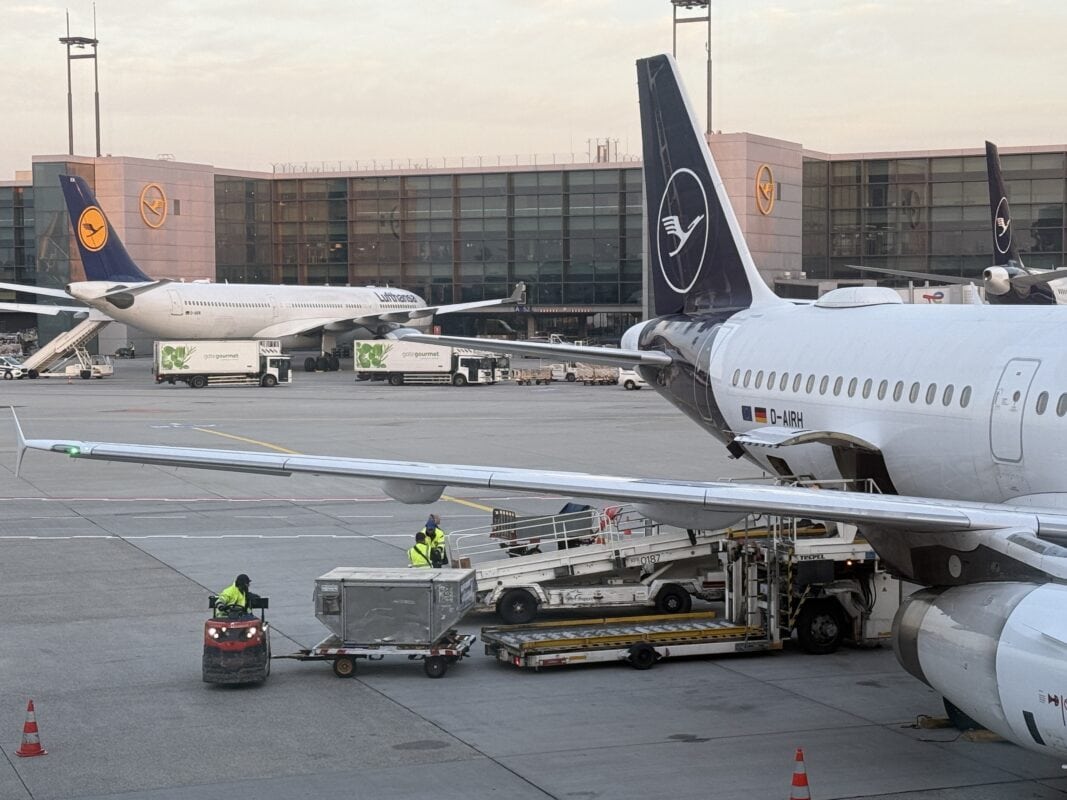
[11, 407, 27, 479]
[511, 282, 527, 304]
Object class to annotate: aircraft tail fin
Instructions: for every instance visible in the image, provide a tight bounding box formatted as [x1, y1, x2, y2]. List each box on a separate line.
[985, 142, 1023, 267]
[59, 175, 153, 283]
[636, 54, 782, 316]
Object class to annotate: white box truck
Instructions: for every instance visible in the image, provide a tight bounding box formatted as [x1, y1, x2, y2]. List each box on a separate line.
[154, 340, 291, 388]
[354, 341, 507, 386]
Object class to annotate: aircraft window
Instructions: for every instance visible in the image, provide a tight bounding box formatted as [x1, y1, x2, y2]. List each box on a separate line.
[893, 381, 904, 402]
[805, 375, 815, 394]
[832, 376, 842, 396]
[743, 369, 751, 388]
[1058, 393, 1067, 417]
[1036, 391, 1049, 415]
[848, 378, 858, 398]
[732, 369, 740, 386]
[909, 382, 921, 403]
[862, 378, 872, 399]
[925, 383, 937, 405]
[877, 380, 888, 400]
[961, 386, 972, 408]
[819, 375, 829, 395]
[793, 374, 802, 393]
[755, 370, 764, 389]
[780, 373, 789, 392]
[767, 371, 776, 390]
[943, 385, 955, 407]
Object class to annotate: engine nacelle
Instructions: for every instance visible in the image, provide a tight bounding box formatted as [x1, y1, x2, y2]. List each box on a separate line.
[982, 266, 1015, 297]
[621, 320, 652, 352]
[894, 582, 1067, 757]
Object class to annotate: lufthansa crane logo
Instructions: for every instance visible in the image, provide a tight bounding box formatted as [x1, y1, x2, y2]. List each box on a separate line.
[77, 206, 108, 252]
[139, 183, 168, 229]
[755, 164, 775, 215]
[656, 168, 709, 295]
[994, 196, 1011, 254]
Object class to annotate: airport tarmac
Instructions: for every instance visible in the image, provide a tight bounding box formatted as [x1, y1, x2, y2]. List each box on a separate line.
[1, 360, 1066, 800]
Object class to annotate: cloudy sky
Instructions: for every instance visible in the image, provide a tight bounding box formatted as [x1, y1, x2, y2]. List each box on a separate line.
[4, 1, 1065, 179]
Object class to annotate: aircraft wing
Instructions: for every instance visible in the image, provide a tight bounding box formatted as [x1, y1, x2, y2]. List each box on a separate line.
[0, 301, 111, 319]
[1012, 268, 1067, 288]
[251, 318, 348, 339]
[370, 282, 527, 324]
[844, 265, 976, 285]
[398, 333, 673, 368]
[0, 281, 77, 300]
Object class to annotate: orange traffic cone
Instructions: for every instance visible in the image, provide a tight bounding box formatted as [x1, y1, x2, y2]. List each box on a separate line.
[15, 699, 47, 757]
[789, 747, 810, 799]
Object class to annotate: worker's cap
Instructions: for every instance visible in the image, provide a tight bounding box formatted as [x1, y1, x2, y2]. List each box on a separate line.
[236, 573, 251, 586]
[425, 516, 437, 528]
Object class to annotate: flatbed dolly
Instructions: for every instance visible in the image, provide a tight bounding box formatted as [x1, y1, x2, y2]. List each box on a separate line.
[277, 630, 477, 678]
[482, 611, 778, 671]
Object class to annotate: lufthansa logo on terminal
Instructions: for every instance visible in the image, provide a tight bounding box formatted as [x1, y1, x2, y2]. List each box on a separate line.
[139, 183, 168, 229]
[77, 206, 108, 252]
[755, 164, 775, 215]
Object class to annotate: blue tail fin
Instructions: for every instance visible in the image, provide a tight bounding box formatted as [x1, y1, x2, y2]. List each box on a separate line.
[985, 142, 1023, 268]
[637, 54, 781, 316]
[59, 174, 153, 282]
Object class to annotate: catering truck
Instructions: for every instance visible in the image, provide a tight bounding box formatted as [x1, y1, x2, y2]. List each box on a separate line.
[154, 339, 292, 388]
[354, 341, 508, 386]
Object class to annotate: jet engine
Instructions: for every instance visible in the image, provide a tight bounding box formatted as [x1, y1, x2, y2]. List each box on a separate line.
[982, 266, 1016, 297]
[894, 581, 1067, 757]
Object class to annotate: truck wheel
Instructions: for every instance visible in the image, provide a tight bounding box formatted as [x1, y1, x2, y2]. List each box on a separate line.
[655, 584, 692, 614]
[451, 374, 468, 387]
[796, 599, 845, 655]
[355, 372, 370, 381]
[304, 357, 317, 372]
[497, 588, 538, 625]
[261, 374, 278, 387]
[332, 656, 357, 678]
[627, 643, 658, 670]
[423, 656, 448, 679]
[190, 375, 208, 389]
[80, 369, 92, 380]
[565, 372, 576, 382]
[388, 374, 403, 386]
[2, 371, 11, 380]
[624, 380, 637, 390]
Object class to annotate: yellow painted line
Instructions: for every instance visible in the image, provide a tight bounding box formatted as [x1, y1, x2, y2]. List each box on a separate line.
[193, 427, 301, 455]
[441, 494, 494, 513]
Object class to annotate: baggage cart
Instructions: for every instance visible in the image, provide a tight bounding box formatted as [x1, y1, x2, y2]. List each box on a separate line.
[279, 630, 476, 678]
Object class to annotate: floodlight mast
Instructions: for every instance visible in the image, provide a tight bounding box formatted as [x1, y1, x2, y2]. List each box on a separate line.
[670, 0, 712, 136]
[59, 6, 101, 157]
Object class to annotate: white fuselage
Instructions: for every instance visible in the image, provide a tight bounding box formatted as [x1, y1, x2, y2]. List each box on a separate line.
[66, 281, 427, 344]
[705, 300, 1067, 509]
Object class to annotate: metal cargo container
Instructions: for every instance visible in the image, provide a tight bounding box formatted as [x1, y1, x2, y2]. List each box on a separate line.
[314, 567, 477, 645]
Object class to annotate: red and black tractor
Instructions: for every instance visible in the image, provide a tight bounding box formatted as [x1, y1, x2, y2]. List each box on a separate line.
[203, 594, 270, 684]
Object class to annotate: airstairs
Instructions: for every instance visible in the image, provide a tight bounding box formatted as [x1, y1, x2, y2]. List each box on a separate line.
[22, 319, 111, 375]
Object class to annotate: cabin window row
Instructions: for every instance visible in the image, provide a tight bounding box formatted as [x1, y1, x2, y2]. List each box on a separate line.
[730, 368, 973, 409]
[187, 300, 270, 308]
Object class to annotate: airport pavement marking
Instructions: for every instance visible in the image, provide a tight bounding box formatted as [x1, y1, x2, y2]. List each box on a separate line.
[441, 494, 494, 513]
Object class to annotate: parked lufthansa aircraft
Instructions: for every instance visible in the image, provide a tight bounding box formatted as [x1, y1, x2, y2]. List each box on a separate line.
[0, 176, 524, 361]
[16, 55, 1067, 759]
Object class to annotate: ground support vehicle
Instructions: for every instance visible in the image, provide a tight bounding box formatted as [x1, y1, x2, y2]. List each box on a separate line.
[577, 365, 618, 385]
[1, 356, 27, 380]
[21, 318, 109, 378]
[276, 567, 479, 679]
[548, 361, 580, 382]
[354, 341, 508, 386]
[513, 367, 553, 385]
[619, 368, 647, 390]
[203, 595, 270, 684]
[36, 347, 114, 379]
[154, 339, 290, 388]
[482, 611, 778, 671]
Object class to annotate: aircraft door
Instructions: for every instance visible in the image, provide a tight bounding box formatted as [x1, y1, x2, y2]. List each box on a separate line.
[990, 358, 1040, 462]
[166, 289, 184, 316]
[268, 294, 278, 321]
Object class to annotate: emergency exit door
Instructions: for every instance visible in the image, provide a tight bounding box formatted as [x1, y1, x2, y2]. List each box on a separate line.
[990, 358, 1040, 462]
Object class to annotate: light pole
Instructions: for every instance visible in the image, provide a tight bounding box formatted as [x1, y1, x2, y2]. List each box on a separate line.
[670, 0, 712, 135]
[59, 7, 101, 157]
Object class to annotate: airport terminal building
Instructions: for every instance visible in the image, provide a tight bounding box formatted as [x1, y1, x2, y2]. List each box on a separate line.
[2, 134, 1065, 348]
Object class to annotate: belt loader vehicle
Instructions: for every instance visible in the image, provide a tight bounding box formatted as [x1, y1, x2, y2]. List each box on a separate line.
[354, 341, 508, 386]
[154, 339, 291, 388]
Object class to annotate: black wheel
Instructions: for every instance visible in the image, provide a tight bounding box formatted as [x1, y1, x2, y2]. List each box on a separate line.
[424, 656, 448, 679]
[628, 643, 658, 670]
[624, 380, 636, 390]
[27, 369, 38, 379]
[943, 698, 983, 731]
[304, 356, 317, 372]
[2, 371, 11, 380]
[328, 354, 340, 372]
[452, 373, 468, 387]
[497, 588, 538, 625]
[355, 372, 370, 381]
[388, 374, 403, 386]
[655, 584, 692, 614]
[795, 599, 846, 655]
[332, 656, 357, 678]
[190, 374, 208, 389]
[80, 369, 92, 380]
[261, 374, 278, 387]
[316, 355, 330, 371]
[565, 372, 576, 382]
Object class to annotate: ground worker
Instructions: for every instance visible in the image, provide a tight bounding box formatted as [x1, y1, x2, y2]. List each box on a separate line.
[408, 532, 433, 568]
[214, 573, 253, 617]
[420, 514, 448, 567]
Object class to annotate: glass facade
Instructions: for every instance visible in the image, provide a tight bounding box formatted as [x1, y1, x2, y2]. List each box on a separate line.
[803, 150, 1067, 279]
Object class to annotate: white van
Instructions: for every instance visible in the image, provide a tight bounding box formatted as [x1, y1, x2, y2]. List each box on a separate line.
[618, 368, 646, 390]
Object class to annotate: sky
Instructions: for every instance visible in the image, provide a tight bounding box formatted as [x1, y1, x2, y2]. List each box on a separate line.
[4, 0, 1067, 179]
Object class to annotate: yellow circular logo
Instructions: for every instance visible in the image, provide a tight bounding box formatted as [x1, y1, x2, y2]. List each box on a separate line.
[755, 164, 775, 216]
[77, 206, 108, 252]
[139, 183, 168, 228]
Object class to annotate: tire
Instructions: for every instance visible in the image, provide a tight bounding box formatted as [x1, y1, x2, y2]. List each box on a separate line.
[27, 370, 38, 379]
[655, 584, 692, 614]
[624, 380, 636, 390]
[795, 599, 846, 655]
[190, 375, 208, 389]
[943, 698, 983, 731]
[388, 374, 403, 386]
[2, 371, 11, 380]
[328, 354, 340, 372]
[497, 588, 538, 625]
[565, 372, 576, 382]
[316, 355, 330, 371]
[80, 369, 92, 380]
[423, 655, 448, 679]
[628, 643, 658, 670]
[261, 374, 278, 387]
[451, 373, 468, 387]
[355, 372, 370, 381]
[332, 656, 357, 678]
[304, 357, 317, 372]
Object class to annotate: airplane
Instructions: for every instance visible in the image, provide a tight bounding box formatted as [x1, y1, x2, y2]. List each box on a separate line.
[14, 53, 1067, 760]
[0, 175, 525, 365]
[846, 141, 1067, 303]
